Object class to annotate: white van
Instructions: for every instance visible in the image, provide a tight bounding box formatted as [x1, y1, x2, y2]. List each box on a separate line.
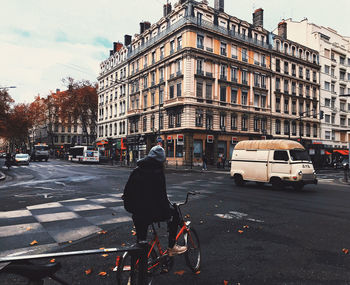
[230, 140, 317, 190]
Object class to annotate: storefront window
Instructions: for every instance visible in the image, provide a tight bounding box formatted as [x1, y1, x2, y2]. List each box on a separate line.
[193, 140, 202, 158]
[167, 141, 174, 157]
[217, 141, 227, 159]
[176, 140, 183, 157]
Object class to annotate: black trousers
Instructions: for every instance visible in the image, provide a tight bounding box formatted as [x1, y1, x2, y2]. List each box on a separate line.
[133, 208, 180, 248]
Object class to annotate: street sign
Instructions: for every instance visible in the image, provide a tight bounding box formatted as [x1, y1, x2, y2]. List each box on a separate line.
[207, 135, 214, 143]
[177, 134, 184, 145]
[157, 136, 162, 143]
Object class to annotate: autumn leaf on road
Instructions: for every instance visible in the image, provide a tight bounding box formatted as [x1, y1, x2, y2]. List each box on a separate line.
[98, 271, 107, 276]
[243, 225, 249, 229]
[195, 270, 200, 274]
[26, 227, 32, 231]
[184, 214, 190, 219]
[238, 230, 244, 234]
[98, 230, 107, 235]
[85, 269, 92, 275]
[224, 280, 229, 285]
[30, 240, 38, 246]
[131, 230, 136, 236]
[50, 259, 55, 263]
[101, 254, 109, 258]
[121, 243, 126, 247]
[342, 248, 349, 254]
[174, 270, 185, 275]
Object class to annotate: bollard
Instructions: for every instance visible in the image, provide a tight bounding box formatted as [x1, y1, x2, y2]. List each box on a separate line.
[344, 165, 349, 183]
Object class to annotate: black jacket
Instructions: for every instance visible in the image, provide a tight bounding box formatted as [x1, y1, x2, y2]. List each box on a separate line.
[125, 156, 171, 223]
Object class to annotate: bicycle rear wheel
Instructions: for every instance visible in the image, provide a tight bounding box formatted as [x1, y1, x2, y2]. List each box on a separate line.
[116, 252, 154, 285]
[184, 227, 201, 272]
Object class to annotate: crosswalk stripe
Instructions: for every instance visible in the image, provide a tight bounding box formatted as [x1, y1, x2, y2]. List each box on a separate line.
[12, 166, 18, 169]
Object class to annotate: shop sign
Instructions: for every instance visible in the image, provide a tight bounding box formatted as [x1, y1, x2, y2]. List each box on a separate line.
[309, 149, 315, 155]
[320, 149, 325, 155]
[207, 135, 214, 143]
[177, 134, 184, 145]
[167, 136, 173, 143]
[231, 137, 238, 144]
[139, 144, 146, 151]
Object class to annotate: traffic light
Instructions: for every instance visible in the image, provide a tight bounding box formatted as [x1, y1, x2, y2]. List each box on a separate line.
[320, 110, 324, 120]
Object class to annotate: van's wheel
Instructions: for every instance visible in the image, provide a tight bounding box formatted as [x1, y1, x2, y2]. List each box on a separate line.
[292, 183, 304, 191]
[234, 175, 244, 187]
[271, 177, 283, 190]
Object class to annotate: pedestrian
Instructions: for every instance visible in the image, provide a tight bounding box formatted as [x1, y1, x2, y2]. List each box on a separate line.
[217, 154, 222, 168]
[123, 145, 187, 256]
[222, 155, 226, 169]
[202, 153, 207, 170]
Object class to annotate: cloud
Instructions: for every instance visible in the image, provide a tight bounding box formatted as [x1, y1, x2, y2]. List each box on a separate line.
[0, 0, 349, 104]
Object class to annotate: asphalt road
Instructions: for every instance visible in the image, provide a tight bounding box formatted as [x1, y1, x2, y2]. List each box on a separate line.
[1, 160, 350, 284]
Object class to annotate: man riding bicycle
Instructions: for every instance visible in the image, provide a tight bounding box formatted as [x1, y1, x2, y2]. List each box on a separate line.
[123, 145, 187, 256]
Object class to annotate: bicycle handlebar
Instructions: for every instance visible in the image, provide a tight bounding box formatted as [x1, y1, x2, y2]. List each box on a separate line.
[175, 191, 200, 207]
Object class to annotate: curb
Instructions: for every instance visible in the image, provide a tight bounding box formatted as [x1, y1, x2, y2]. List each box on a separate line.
[0, 171, 5, 181]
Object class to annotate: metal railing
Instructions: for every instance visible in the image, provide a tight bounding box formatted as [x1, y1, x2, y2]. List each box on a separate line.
[0, 242, 149, 285]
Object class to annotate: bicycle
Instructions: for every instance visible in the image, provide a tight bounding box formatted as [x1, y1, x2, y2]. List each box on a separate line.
[116, 191, 201, 285]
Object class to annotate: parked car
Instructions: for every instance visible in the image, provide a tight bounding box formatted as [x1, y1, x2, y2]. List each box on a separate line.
[15, 153, 30, 165]
[333, 157, 349, 169]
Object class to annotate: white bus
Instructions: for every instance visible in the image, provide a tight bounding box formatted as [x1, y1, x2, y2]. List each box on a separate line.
[68, 146, 99, 163]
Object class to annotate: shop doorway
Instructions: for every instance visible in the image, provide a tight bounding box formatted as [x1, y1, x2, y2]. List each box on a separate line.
[205, 142, 214, 165]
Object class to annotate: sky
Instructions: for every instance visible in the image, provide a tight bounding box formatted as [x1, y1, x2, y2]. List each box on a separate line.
[1, 0, 349, 104]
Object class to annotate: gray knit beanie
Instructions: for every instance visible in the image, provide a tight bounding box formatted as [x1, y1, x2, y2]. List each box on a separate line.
[148, 145, 166, 163]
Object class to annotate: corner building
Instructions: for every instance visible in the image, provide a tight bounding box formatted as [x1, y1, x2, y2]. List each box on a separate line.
[98, 0, 320, 166]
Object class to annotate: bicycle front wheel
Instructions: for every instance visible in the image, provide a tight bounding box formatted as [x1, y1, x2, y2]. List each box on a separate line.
[184, 227, 201, 272]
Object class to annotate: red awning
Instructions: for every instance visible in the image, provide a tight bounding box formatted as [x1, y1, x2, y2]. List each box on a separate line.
[334, 150, 349, 155]
[325, 151, 332, 155]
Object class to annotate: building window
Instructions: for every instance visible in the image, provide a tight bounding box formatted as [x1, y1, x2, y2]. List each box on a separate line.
[159, 89, 164, 104]
[195, 109, 203, 127]
[231, 66, 238, 82]
[261, 94, 266, 108]
[231, 114, 237, 130]
[143, 116, 147, 132]
[169, 85, 174, 99]
[254, 93, 260, 107]
[276, 120, 281, 134]
[177, 82, 182, 97]
[242, 48, 247, 62]
[159, 113, 163, 129]
[284, 99, 289, 114]
[168, 113, 175, 128]
[231, 89, 237, 104]
[242, 91, 248, 105]
[151, 93, 155, 106]
[143, 94, 148, 108]
[254, 117, 260, 132]
[170, 40, 175, 54]
[177, 36, 182, 50]
[284, 121, 290, 135]
[220, 86, 226, 102]
[242, 70, 248, 85]
[176, 112, 181, 127]
[196, 82, 203, 98]
[313, 124, 317, 138]
[241, 116, 248, 131]
[220, 114, 226, 130]
[206, 113, 213, 130]
[197, 59, 203, 74]
[220, 42, 227, 56]
[206, 83, 212, 100]
[197, 34, 204, 49]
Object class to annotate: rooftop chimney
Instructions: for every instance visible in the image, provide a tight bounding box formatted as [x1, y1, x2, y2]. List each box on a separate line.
[109, 50, 114, 56]
[278, 21, 287, 39]
[214, 0, 224, 12]
[124, 34, 132, 46]
[114, 42, 123, 52]
[144, 21, 151, 31]
[253, 8, 264, 27]
[163, 3, 172, 17]
[140, 22, 145, 34]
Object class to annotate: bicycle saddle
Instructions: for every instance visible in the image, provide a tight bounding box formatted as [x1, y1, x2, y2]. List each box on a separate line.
[2, 260, 61, 281]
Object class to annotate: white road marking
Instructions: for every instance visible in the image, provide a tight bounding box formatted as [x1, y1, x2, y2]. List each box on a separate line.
[215, 211, 264, 223]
